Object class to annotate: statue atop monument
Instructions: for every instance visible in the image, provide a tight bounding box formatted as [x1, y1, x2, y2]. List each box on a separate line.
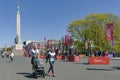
[17, 1, 20, 14]
[15, 0, 22, 44]
[13, 0, 23, 55]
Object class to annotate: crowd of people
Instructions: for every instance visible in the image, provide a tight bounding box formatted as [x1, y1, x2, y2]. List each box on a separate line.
[91, 50, 117, 57]
[92, 50, 108, 57]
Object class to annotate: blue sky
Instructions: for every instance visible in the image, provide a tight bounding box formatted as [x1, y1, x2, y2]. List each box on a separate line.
[0, 0, 120, 47]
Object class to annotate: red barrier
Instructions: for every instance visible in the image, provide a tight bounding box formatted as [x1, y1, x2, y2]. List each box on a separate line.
[89, 57, 109, 65]
[68, 56, 80, 62]
[55, 55, 60, 60]
[68, 56, 72, 61]
[60, 55, 66, 60]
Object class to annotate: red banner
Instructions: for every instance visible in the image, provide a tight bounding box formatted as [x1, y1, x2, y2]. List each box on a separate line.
[65, 35, 70, 46]
[47, 40, 51, 48]
[106, 23, 114, 41]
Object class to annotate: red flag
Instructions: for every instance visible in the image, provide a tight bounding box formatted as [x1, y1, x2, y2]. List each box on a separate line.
[106, 23, 114, 41]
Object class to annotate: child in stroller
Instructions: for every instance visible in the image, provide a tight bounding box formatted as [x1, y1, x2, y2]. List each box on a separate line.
[33, 58, 45, 78]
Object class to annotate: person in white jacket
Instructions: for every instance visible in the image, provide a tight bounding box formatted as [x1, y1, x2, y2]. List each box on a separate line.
[46, 49, 56, 77]
[10, 51, 14, 61]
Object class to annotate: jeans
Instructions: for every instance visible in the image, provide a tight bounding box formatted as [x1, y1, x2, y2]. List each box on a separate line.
[10, 56, 13, 61]
[48, 61, 54, 74]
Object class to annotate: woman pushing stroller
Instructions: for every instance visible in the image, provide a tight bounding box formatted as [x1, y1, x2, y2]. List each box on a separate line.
[30, 45, 40, 76]
[30, 46, 45, 78]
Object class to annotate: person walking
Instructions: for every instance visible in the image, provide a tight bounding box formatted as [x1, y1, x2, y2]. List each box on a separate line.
[2, 52, 5, 58]
[46, 49, 56, 77]
[10, 51, 14, 61]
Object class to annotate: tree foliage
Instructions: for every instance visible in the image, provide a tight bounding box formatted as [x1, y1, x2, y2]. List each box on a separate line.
[68, 13, 120, 52]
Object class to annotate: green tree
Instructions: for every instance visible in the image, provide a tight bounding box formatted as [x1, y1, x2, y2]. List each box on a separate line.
[7, 47, 12, 51]
[68, 13, 120, 53]
[113, 21, 120, 52]
[68, 20, 89, 53]
[69, 19, 88, 41]
[74, 40, 84, 53]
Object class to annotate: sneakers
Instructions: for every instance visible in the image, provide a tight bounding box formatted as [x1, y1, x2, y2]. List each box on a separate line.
[47, 71, 51, 75]
[53, 74, 56, 77]
[47, 71, 56, 77]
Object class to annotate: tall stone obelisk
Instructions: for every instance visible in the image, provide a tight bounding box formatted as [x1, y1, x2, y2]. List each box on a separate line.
[15, 1, 22, 44]
[13, 1, 23, 55]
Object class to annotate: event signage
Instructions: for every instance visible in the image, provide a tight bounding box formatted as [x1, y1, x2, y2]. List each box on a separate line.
[106, 23, 114, 41]
[89, 57, 109, 65]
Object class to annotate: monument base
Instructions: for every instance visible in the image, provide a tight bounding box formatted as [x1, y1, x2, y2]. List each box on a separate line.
[12, 44, 23, 55]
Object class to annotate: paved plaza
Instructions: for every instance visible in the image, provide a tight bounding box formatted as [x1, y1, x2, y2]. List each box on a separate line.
[0, 55, 120, 80]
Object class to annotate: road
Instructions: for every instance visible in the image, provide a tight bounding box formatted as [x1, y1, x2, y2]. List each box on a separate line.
[0, 55, 120, 80]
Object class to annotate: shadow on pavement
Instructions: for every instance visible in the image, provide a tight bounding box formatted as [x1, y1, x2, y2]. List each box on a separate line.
[75, 62, 89, 65]
[112, 66, 120, 70]
[17, 72, 49, 79]
[86, 68, 113, 71]
[6, 61, 13, 63]
[58, 60, 89, 65]
[17, 72, 33, 78]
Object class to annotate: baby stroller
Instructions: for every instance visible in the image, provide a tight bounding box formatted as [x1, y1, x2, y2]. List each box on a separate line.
[33, 59, 45, 78]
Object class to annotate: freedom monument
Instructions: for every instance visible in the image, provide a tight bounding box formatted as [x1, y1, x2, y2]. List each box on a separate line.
[13, 1, 23, 55]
